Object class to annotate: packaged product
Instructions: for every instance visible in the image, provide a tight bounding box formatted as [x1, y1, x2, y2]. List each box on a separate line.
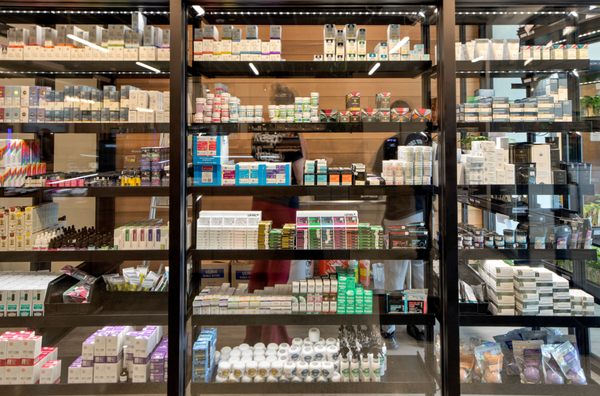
[551, 341, 587, 385]
[541, 345, 564, 385]
[512, 340, 543, 384]
[459, 342, 475, 383]
[474, 342, 503, 383]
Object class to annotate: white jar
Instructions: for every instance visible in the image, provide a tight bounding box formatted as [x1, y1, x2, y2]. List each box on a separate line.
[322, 361, 334, 378]
[239, 343, 250, 352]
[284, 361, 296, 378]
[296, 361, 309, 379]
[232, 361, 245, 379]
[292, 337, 303, 347]
[270, 360, 283, 378]
[241, 375, 252, 383]
[291, 376, 302, 383]
[217, 361, 231, 378]
[326, 338, 337, 346]
[245, 361, 258, 378]
[289, 345, 301, 361]
[301, 345, 314, 363]
[331, 372, 342, 382]
[313, 345, 326, 361]
[309, 361, 321, 378]
[309, 328, 321, 342]
[254, 375, 265, 383]
[258, 360, 270, 377]
[267, 343, 278, 352]
[254, 342, 266, 350]
[326, 345, 339, 361]
[277, 349, 288, 361]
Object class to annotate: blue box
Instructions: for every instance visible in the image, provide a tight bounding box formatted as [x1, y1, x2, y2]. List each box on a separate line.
[235, 162, 264, 185]
[192, 135, 229, 165]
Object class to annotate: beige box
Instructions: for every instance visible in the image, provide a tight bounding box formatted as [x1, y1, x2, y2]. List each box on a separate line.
[200, 261, 230, 288]
[231, 261, 253, 288]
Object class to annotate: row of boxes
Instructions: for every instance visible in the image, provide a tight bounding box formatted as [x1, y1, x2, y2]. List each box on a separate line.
[321, 24, 429, 62]
[113, 220, 169, 250]
[199, 261, 253, 289]
[4, 19, 169, 61]
[0, 272, 59, 317]
[197, 211, 261, 250]
[193, 25, 282, 61]
[193, 162, 292, 186]
[455, 39, 589, 61]
[0, 85, 169, 123]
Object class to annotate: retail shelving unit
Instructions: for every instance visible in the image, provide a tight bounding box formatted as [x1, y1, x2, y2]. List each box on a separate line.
[0, 1, 172, 395]
[2, 0, 600, 395]
[454, 2, 600, 396]
[179, 1, 448, 396]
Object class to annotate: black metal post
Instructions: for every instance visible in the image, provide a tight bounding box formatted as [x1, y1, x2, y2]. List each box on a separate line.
[421, 22, 432, 109]
[168, 0, 187, 395]
[437, 0, 459, 395]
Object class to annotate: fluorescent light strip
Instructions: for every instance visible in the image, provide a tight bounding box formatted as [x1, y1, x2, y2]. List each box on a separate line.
[136, 61, 161, 73]
[192, 5, 205, 16]
[248, 62, 259, 76]
[471, 56, 484, 63]
[573, 69, 579, 78]
[66, 34, 108, 53]
[390, 37, 410, 54]
[523, 58, 533, 66]
[368, 62, 381, 76]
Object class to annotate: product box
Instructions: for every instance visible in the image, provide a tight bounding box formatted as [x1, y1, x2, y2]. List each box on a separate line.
[192, 135, 229, 165]
[193, 164, 221, 186]
[231, 261, 253, 287]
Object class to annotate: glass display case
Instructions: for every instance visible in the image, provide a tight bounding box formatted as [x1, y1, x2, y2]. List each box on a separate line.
[182, 2, 442, 395]
[454, 2, 600, 395]
[0, 1, 171, 394]
[2, 0, 600, 395]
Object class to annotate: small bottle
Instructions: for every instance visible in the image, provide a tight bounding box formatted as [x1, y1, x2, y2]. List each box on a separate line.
[119, 367, 129, 383]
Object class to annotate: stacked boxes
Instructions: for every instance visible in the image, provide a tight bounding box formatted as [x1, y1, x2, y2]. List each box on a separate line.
[478, 260, 515, 315]
[0, 272, 60, 316]
[293, 276, 339, 314]
[382, 146, 433, 185]
[39, 359, 62, 384]
[70, 325, 166, 384]
[455, 39, 588, 61]
[513, 266, 539, 316]
[570, 289, 595, 316]
[193, 25, 281, 61]
[0, 139, 45, 187]
[319, 24, 429, 61]
[535, 268, 554, 315]
[192, 328, 217, 383]
[149, 337, 168, 383]
[552, 273, 571, 316]
[196, 211, 261, 250]
[0, 330, 58, 384]
[336, 269, 373, 314]
[0, 203, 59, 251]
[192, 135, 229, 186]
[457, 89, 572, 123]
[0, 85, 169, 123]
[3, 21, 169, 61]
[461, 137, 518, 185]
[112, 220, 169, 250]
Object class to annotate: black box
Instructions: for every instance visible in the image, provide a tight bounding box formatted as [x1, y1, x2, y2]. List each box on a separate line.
[515, 163, 536, 184]
[552, 169, 567, 184]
